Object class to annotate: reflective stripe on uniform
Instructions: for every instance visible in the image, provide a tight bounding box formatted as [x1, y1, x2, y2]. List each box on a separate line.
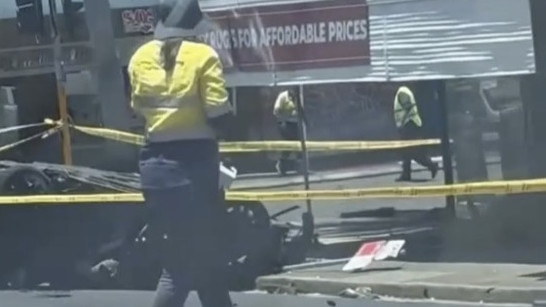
[394, 86, 422, 128]
[129, 40, 231, 142]
[134, 95, 232, 119]
[274, 106, 298, 122]
[132, 95, 201, 109]
[276, 115, 299, 123]
[146, 125, 216, 142]
[273, 91, 297, 122]
[206, 100, 233, 118]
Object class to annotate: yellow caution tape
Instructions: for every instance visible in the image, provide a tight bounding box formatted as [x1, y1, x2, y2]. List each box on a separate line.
[71, 124, 145, 145]
[64, 121, 442, 152]
[0, 193, 144, 204]
[0, 122, 51, 135]
[0, 178, 544, 205]
[219, 140, 441, 152]
[0, 127, 61, 154]
[230, 177, 542, 200]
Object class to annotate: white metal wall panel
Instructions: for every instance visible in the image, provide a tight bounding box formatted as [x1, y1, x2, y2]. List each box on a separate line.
[273, 0, 534, 85]
[198, 0, 534, 85]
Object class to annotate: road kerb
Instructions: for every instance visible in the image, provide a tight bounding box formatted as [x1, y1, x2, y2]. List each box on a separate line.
[256, 275, 546, 304]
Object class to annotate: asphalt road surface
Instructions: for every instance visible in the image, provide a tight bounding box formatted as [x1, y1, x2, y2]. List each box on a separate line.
[260, 164, 503, 223]
[0, 290, 529, 307]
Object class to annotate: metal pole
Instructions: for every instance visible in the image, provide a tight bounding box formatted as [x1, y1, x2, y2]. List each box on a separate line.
[83, 0, 134, 169]
[295, 84, 315, 248]
[49, 0, 72, 165]
[382, 15, 389, 81]
[82, 0, 130, 131]
[231, 87, 237, 116]
[296, 84, 312, 215]
[438, 80, 455, 216]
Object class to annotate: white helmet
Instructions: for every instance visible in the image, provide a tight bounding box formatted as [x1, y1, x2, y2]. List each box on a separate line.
[154, 0, 211, 39]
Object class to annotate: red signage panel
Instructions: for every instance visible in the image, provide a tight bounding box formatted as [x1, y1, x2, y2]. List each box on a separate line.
[201, 0, 370, 72]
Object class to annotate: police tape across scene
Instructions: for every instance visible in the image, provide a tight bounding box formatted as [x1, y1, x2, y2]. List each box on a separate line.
[0, 126, 61, 154]
[47, 120, 444, 152]
[0, 177, 544, 204]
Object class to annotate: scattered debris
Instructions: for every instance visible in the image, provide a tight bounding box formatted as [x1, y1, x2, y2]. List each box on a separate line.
[338, 287, 378, 299]
[342, 240, 406, 272]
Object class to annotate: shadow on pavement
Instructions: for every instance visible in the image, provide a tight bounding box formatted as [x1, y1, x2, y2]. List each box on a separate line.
[310, 194, 546, 266]
[403, 194, 546, 265]
[309, 207, 446, 260]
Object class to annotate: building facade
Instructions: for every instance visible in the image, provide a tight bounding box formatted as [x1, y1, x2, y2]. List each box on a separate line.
[0, 0, 535, 171]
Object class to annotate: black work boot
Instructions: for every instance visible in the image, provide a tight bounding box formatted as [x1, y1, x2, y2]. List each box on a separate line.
[275, 159, 287, 176]
[395, 173, 411, 182]
[430, 163, 439, 179]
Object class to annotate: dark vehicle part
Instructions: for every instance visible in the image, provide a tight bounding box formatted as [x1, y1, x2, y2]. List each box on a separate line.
[87, 200, 290, 291]
[225, 201, 285, 290]
[0, 165, 53, 288]
[279, 211, 316, 266]
[0, 161, 312, 291]
[0, 165, 52, 195]
[0, 163, 144, 289]
[270, 205, 300, 220]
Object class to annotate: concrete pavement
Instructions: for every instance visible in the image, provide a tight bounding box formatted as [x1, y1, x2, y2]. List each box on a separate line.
[1, 154, 528, 306]
[229, 151, 502, 226]
[252, 161, 503, 224]
[257, 261, 546, 304]
[0, 290, 530, 307]
[244, 153, 546, 305]
[233, 154, 501, 190]
[232, 156, 502, 251]
[232, 160, 434, 190]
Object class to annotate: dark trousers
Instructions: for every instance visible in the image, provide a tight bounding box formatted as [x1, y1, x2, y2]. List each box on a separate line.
[398, 122, 436, 176]
[278, 121, 301, 160]
[139, 139, 232, 307]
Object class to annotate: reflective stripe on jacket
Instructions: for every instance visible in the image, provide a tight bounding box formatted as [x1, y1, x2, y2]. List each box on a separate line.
[273, 91, 298, 123]
[128, 40, 231, 142]
[393, 86, 422, 128]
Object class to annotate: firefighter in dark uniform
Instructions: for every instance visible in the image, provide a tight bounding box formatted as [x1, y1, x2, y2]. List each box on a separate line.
[394, 85, 438, 181]
[127, 0, 233, 306]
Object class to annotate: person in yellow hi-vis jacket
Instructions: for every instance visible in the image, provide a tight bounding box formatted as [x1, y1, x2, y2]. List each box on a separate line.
[273, 89, 301, 175]
[394, 85, 438, 182]
[128, 0, 233, 306]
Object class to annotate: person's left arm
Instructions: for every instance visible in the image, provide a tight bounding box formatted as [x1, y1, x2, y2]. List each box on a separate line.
[199, 46, 234, 138]
[273, 93, 286, 118]
[127, 55, 137, 112]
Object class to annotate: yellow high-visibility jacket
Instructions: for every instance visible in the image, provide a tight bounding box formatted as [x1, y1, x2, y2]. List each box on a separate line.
[273, 91, 298, 122]
[393, 86, 422, 128]
[128, 40, 231, 142]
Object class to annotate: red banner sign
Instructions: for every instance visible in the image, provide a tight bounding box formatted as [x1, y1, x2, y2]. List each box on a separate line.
[201, 0, 370, 72]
